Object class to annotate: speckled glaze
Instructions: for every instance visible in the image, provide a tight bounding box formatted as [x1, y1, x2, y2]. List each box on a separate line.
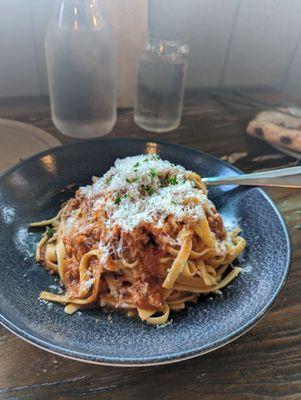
[0, 139, 291, 366]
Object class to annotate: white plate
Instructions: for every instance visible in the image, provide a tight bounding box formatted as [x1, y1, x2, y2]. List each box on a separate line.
[0, 119, 61, 174]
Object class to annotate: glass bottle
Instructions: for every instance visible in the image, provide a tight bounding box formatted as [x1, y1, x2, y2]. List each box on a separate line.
[45, 0, 116, 138]
[134, 37, 189, 133]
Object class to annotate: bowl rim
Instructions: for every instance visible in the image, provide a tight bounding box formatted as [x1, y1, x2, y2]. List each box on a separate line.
[0, 137, 291, 366]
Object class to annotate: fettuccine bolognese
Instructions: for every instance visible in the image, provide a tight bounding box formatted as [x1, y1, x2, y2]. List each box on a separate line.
[31, 154, 246, 325]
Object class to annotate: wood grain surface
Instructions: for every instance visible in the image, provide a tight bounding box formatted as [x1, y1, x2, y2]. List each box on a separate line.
[0, 89, 300, 400]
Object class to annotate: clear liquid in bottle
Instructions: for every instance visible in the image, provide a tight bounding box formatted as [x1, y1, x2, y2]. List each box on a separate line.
[134, 38, 188, 133]
[46, 0, 116, 138]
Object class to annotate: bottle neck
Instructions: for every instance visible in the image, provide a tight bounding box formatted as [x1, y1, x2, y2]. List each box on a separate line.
[53, 0, 104, 30]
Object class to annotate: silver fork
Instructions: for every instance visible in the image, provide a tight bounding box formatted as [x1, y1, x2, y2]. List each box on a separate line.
[202, 166, 301, 188]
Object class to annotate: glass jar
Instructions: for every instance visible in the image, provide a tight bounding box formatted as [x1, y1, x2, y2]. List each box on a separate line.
[134, 37, 189, 133]
[45, 0, 117, 138]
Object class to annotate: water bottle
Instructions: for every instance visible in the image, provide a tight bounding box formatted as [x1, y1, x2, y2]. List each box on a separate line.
[45, 0, 117, 138]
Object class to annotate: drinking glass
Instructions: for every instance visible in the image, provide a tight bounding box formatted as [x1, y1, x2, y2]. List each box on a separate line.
[134, 37, 189, 133]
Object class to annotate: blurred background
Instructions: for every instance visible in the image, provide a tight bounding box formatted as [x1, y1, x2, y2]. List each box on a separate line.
[1, 0, 301, 99]
[1, 2, 301, 399]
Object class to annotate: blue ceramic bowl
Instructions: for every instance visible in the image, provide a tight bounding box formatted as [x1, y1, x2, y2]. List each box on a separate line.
[0, 139, 291, 366]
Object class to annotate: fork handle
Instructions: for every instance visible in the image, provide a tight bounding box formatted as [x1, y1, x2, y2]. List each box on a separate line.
[202, 166, 301, 188]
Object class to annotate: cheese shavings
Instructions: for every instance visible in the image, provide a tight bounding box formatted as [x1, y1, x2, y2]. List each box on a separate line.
[78, 155, 214, 232]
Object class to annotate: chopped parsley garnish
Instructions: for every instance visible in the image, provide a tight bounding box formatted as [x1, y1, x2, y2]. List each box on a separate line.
[133, 162, 140, 171]
[106, 176, 112, 184]
[147, 187, 156, 195]
[123, 193, 129, 198]
[126, 178, 138, 184]
[143, 155, 159, 162]
[149, 168, 158, 178]
[171, 200, 177, 206]
[46, 226, 56, 238]
[114, 194, 121, 204]
[142, 185, 155, 195]
[167, 176, 178, 185]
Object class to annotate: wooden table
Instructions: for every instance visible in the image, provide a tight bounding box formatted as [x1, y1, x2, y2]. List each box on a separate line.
[1, 89, 300, 400]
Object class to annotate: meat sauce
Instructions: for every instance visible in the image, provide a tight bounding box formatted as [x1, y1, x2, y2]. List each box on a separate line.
[60, 190, 225, 310]
[119, 226, 165, 309]
[205, 207, 225, 240]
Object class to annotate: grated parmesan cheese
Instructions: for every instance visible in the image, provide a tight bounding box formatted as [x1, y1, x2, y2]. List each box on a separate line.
[78, 155, 215, 232]
[82, 278, 95, 290]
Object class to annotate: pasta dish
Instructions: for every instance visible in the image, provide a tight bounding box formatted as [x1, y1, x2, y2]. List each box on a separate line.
[31, 154, 246, 325]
